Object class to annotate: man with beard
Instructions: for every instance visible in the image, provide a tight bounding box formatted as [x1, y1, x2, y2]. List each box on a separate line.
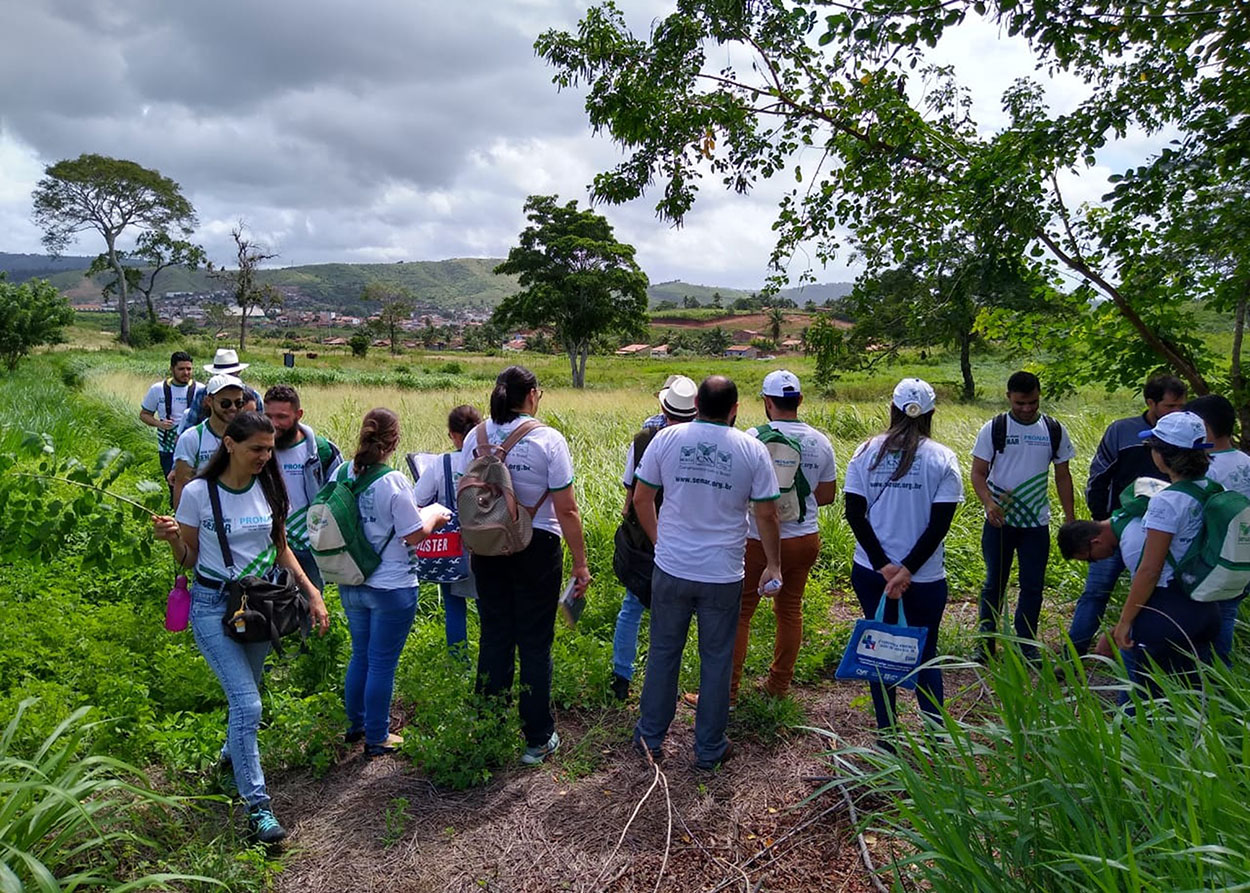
[171, 374, 247, 509]
[140, 351, 201, 501]
[263, 385, 343, 589]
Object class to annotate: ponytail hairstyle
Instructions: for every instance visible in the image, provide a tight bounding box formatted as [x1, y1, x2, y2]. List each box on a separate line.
[197, 411, 290, 550]
[448, 404, 482, 437]
[352, 407, 401, 474]
[489, 365, 538, 424]
[870, 404, 934, 481]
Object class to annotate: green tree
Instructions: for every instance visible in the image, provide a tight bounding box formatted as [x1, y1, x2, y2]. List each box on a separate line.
[699, 326, 731, 356]
[348, 331, 370, 357]
[0, 276, 75, 370]
[654, 299, 678, 311]
[212, 222, 278, 351]
[203, 303, 230, 340]
[88, 232, 206, 326]
[537, 1, 1249, 427]
[362, 283, 414, 355]
[493, 194, 649, 387]
[764, 306, 786, 344]
[682, 295, 700, 309]
[31, 154, 195, 345]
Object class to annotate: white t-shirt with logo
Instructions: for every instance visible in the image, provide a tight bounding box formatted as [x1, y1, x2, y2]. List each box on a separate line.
[172, 422, 223, 474]
[746, 419, 838, 540]
[1209, 450, 1250, 499]
[1139, 480, 1216, 588]
[843, 436, 965, 583]
[635, 420, 781, 584]
[175, 477, 276, 583]
[971, 415, 1075, 527]
[414, 450, 470, 508]
[142, 380, 197, 453]
[276, 436, 312, 551]
[344, 465, 424, 590]
[458, 417, 575, 538]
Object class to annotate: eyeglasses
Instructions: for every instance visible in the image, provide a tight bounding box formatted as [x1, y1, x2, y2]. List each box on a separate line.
[535, 388, 544, 401]
[216, 398, 247, 409]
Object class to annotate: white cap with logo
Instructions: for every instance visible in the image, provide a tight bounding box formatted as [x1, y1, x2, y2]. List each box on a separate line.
[1138, 410, 1213, 450]
[761, 369, 801, 398]
[892, 378, 936, 418]
[206, 373, 245, 395]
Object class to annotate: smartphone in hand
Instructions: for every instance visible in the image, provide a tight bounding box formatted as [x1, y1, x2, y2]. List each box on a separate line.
[558, 579, 585, 627]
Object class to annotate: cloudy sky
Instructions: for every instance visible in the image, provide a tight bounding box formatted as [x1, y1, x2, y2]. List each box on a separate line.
[0, 0, 1160, 290]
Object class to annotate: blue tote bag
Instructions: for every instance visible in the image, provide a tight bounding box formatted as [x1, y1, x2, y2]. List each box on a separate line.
[413, 453, 470, 583]
[835, 596, 928, 690]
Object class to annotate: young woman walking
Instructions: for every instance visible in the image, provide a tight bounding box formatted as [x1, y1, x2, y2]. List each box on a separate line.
[843, 379, 964, 741]
[154, 411, 329, 844]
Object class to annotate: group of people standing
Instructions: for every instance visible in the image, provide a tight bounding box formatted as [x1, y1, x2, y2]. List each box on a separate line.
[138, 348, 1249, 843]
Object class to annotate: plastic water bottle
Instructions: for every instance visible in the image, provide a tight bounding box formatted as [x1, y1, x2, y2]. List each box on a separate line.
[762, 578, 783, 595]
[164, 575, 191, 632]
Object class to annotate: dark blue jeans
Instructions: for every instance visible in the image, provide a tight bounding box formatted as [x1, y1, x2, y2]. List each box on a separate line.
[978, 523, 1050, 658]
[1121, 583, 1219, 700]
[1067, 551, 1127, 655]
[851, 564, 947, 732]
[1215, 591, 1248, 665]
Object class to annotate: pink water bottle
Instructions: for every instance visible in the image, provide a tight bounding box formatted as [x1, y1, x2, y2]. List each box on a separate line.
[165, 575, 191, 632]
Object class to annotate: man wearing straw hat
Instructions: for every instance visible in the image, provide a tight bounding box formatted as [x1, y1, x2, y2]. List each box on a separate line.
[177, 349, 263, 434]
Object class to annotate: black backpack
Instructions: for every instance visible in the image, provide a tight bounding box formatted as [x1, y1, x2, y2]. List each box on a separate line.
[612, 427, 663, 607]
[989, 412, 1062, 469]
[207, 481, 310, 657]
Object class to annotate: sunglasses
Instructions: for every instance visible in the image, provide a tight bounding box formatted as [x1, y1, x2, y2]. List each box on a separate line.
[216, 397, 247, 409]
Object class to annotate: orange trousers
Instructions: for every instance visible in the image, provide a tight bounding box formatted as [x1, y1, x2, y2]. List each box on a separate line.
[731, 533, 821, 701]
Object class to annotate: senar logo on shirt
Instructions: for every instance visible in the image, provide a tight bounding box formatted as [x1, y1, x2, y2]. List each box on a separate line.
[680, 442, 733, 471]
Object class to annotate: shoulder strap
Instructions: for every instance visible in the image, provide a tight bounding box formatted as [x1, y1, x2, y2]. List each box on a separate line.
[206, 480, 236, 577]
[443, 452, 456, 507]
[1044, 414, 1062, 461]
[350, 463, 394, 494]
[163, 379, 173, 420]
[472, 423, 490, 459]
[632, 427, 660, 468]
[1166, 479, 1218, 504]
[991, 413, 1007, 456]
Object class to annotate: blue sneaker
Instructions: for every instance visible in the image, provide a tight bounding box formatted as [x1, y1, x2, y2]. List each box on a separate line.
[247, 805, 287, 844]
[521, 731, 560, 765]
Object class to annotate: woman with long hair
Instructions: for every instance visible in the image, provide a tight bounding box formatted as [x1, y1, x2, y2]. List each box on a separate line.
[1109, 411, 1220, 692]
[153, 411, 329, 844]
[842, 379, 964, 742]
[338, 408, 450, 757]
[413, 404, 483, 654]
[462, 366, 590, 765]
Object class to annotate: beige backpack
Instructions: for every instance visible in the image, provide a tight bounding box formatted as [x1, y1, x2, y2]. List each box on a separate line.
[456, 420, 550, 556]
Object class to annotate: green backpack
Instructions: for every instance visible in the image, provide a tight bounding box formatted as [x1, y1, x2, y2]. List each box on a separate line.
[1164, 479, 1250, 603]
[306, 463, 396, 585]
[752, 424, 812, 523]
[1108, 477, 1169, 541]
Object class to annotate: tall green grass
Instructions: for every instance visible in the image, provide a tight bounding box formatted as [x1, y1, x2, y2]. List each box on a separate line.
[824, 651, 1250, 891]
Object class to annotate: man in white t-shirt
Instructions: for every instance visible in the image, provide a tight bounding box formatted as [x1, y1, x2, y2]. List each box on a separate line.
[727, 370, 837, 702]
[632, 375, 782, 770]
[263, 385, 342, 589]
[971, 371, 1076, 660]
[170, 374, 246, 509]
[1186, 394, 1250, 663]
[140, 351, 200, 500]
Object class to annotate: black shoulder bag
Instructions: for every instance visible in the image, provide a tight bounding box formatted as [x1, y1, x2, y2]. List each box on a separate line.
[612, 428, 664, 608]
[207, 480, 310, 657]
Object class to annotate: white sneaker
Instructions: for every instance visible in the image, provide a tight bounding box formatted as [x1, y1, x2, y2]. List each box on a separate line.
[520, 730, 560, 765]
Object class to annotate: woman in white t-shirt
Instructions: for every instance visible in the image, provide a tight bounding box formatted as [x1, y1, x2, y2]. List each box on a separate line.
[461, 366, 590, 766]
[153, 411, 328, 845]
[843, 379, 964, 740]
[1109, 411, 1220, 694]
[412, 404, 482, 655]
[339, 408, 450, 758]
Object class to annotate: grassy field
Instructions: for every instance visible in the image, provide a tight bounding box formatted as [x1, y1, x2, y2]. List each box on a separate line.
[7, 339, 1246, 889]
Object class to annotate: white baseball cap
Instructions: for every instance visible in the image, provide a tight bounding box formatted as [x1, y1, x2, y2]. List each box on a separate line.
[761, 369, 801, 398]
[206, 373, 245, 395]
[1139, 410, 1213, 450]
[658, 375, 697, 419]
[892, 378, 936, 417]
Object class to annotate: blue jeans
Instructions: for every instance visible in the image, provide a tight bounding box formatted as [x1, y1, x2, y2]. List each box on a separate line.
[978, 523, 1050, 658]
[441, 577, 477, 655]
[292, 548, 323, 591]
[1215, 591, 1248, 665]
[1067, 551, 1126, 654]
[636, 567, 742, 766]
[612, 590, 646, 680]
[340, 584, 419, 746]
[1120, 583, 1219, 700]
[851, 564, 947, 732]
[189, 581, 271, 808]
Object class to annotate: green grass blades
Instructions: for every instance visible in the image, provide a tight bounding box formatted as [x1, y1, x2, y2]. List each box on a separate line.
[0, 699, 226, 892]
[820, 651, 1250, 891]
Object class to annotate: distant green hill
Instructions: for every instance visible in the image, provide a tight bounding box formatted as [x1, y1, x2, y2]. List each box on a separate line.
[1, 252, 855, 313]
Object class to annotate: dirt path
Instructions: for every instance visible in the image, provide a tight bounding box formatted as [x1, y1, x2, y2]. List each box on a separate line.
[270, 679, 912, 893]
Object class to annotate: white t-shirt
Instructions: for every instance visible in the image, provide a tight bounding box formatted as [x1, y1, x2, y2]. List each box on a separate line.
[344, 465, 424, 590]
[414, 450, 470, 508]
[172, 421, 222, 474]
[175, 477, 276, 583]
[1209, 450, 1250, 499]
[276, 435, 312, 551]
[142, 380, 197, 453]
[843, 436, 965, 583]
[746, 420, 838, 540]
[971, 415, 1075, 527]
[635, 420, 781, 584]
[458, 417, 575, 538]
[1140, 480, 1217, 588]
